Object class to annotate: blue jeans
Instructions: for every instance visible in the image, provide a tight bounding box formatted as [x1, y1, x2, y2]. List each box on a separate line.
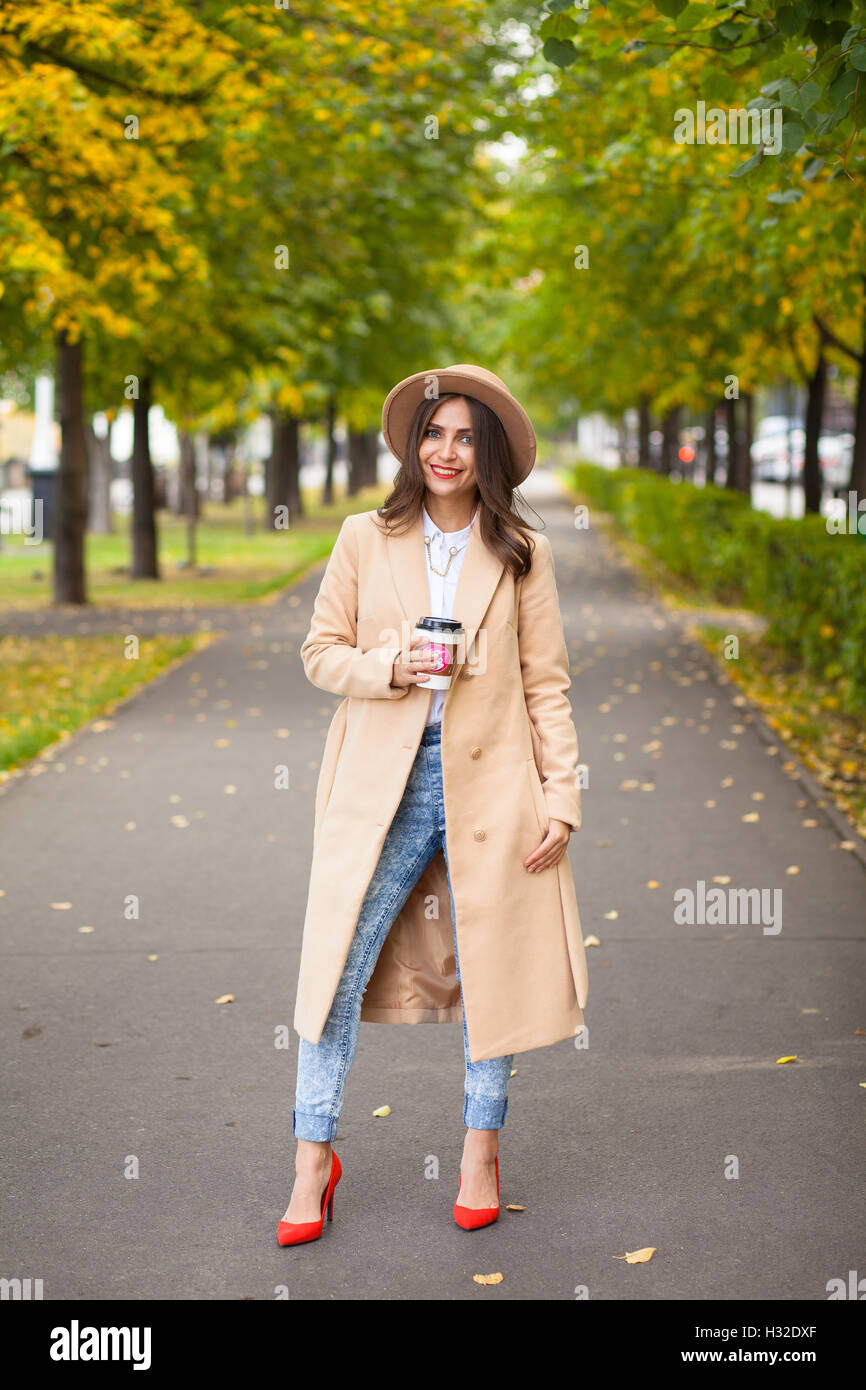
[293, 720, 513, 1140]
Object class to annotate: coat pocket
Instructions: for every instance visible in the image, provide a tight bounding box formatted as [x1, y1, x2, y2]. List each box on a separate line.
[314, 698, 349, 841]
[524, 757, 550, 839]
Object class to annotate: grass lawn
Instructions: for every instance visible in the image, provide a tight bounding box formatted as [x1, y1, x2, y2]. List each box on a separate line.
[0, 631, 218, 778]
[0, 482, 390, 610]
[0, 482, 391, 775]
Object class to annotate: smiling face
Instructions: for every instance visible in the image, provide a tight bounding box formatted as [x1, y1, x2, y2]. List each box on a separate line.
[417, 396, 478, 504]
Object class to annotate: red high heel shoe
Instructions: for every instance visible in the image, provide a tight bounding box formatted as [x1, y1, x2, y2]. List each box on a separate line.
[277, 1149, 342, 1246]
[453, 1155, 500, 1230]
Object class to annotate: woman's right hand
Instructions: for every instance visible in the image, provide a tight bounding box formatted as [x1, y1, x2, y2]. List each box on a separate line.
[390, 641, 443, 689]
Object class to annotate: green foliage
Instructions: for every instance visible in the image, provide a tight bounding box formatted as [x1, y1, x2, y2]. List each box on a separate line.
[571, 463, 866, 712]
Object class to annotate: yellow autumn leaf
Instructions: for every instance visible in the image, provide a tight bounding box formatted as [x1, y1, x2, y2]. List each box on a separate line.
[215, 994, 235, 1004]
[505, 1204, 526, 1211]
[584, 934, 601, 947]
[473, 1272, 504, 1285]
[372, 1105, 391, 1117]
[613, 1247, 657, 1264]
[776, 1055, 798, 1064]
[603, 910, 618, 919]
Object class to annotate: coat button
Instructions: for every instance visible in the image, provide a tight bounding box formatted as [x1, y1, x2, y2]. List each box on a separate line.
[474, 829, 487, 841]
[470, 746, 482, 759]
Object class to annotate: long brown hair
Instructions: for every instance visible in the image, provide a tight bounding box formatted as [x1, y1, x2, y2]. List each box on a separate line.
[374, 393, 543, 580]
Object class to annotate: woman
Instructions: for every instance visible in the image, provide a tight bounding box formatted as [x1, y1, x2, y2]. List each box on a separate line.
[278, 364, 588, 1246]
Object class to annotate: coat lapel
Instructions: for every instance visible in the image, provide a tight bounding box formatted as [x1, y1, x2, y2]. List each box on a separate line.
[385, 508, 505, 696]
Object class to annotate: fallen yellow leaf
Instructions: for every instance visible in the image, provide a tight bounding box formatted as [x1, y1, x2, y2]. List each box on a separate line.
[584, 934, 601, 947]
[372, 1105, 391, 1117]
[613, 1247, 657, 1264]
[603, 910, 619, 920]
[776, 1055, 798, 1064]
[215, 994, 235, 1005]
[505, 1204, 526, 1211]
[473, 1272, 504, 1285]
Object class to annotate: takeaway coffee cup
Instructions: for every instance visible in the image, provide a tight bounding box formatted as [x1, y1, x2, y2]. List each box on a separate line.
[413, 616, 464, 689]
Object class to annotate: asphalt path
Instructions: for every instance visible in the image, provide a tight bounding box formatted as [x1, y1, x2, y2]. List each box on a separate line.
[1, 466, 863, 1302]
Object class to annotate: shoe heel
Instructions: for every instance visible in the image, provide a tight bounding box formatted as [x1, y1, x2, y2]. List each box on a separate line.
[327, 1192, 334, 1221]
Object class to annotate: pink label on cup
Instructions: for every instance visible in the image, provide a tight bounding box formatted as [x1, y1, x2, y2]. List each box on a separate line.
[427, 642, 452, 673]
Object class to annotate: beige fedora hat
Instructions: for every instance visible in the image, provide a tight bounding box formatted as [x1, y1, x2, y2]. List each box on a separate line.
[381, 363, 537, 485]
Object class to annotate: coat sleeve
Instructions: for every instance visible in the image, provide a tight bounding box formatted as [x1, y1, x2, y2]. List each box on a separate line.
[515, 532, 582, 832]
[299, 515, 409, 701]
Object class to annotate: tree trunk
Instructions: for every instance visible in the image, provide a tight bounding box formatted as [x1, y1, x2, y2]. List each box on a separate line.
[266, 412, 301, 530]
[740, 391, 754, 495]
[322, 395, 337, 506]
[704, 406, 717, 485]
[222, 440, 236, 505]
[85, 418, 113, 535]
[725, 396, 738, 489]
[179, 430, 198, 566]
[347, 427, 378, 493]
[803, 354, 826, 515]
[638, 395, 651, 469]
[362, 428, 378, 487]
[660, 406, 680, 476]
[131, 373, 159, 579]
[848, 347, 866, 497]
[54, 331, 88, 604]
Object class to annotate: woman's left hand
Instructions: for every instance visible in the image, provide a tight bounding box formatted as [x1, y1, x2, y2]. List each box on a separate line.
[524, 818, 571, 873]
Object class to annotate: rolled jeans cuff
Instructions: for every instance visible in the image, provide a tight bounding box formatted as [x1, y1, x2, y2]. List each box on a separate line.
[293, 1108, 339, 1142]
[463, 1093, 509, 1131]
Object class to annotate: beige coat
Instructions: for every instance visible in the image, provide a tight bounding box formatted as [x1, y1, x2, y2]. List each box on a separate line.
[293, 507, 588, 1061]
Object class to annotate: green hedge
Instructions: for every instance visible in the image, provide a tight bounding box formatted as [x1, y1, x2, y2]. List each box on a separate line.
[569, 463, 866, 715]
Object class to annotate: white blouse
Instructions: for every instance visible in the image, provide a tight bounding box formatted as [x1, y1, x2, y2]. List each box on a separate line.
[421, 500, 479, 726]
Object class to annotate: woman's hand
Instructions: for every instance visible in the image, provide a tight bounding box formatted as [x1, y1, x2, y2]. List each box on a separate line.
[390, 641, 443, 689]
[524, 818, 571, 873]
